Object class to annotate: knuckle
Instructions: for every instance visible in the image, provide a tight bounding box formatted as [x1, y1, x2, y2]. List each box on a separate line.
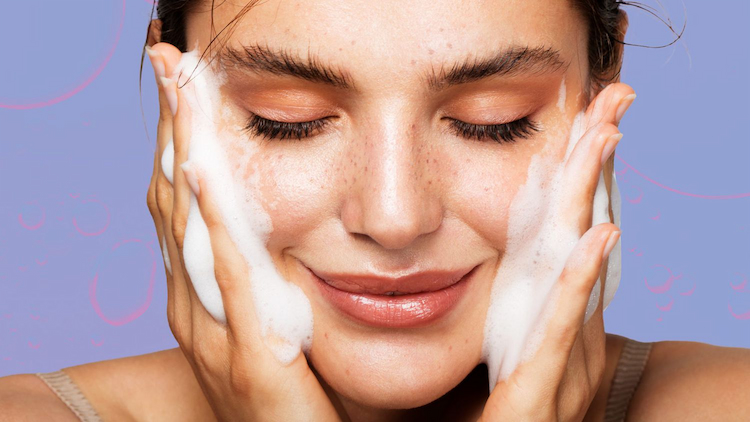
[147, 185, 159, 218]
[155, 177, 173, 215]
[172, 211, 188, 250]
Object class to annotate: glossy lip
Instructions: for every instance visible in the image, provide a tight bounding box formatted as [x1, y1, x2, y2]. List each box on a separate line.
[306, 264, 479, 328]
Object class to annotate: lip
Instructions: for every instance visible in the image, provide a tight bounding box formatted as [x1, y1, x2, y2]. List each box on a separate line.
[306, 264, 478, 328]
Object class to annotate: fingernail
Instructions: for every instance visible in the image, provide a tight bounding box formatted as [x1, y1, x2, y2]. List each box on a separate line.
[145, 46, 166, 81]
[159, 76, 179, 116]
[180, 161, 201, 197]
[602, 231, 621, 260]
[600, 133, 623, 165]
[615, 93, 636, 126]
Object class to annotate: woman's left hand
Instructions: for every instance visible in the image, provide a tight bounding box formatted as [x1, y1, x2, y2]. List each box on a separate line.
[479, 83, 635, 422]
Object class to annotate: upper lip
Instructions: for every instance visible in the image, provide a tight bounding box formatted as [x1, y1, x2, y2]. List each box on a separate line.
[308, 265, 477, 295]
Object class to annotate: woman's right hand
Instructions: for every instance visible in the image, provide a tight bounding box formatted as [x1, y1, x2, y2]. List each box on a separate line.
[145, 41, 342, 421]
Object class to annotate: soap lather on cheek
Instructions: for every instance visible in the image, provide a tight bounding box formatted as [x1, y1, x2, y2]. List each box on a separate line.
[174, 46, 315, 365]
[482, 111, 622, 389]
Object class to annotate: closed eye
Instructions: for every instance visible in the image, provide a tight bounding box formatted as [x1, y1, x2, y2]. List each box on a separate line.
[242, 113, 540, 143]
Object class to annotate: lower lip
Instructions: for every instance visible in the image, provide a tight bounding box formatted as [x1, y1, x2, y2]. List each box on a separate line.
[310, 266, 477, 328]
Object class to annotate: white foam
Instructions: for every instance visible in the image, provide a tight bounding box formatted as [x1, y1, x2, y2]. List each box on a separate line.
[161, 234, 172, 275]
[173, 47, 314, 364]
[602, 169, 622, 310]
[482, 110, 623, 389]
[556, 78, 567, 113]
[162, 139, 175, 184]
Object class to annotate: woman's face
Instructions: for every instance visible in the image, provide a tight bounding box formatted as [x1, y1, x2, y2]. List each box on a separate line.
[183, 0, 593, 410]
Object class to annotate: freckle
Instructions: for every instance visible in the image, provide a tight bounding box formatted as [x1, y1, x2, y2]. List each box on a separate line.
[339, 47, 343, 51]
[465, 338, 469, 344]
[425, 158, 429, 163]
[428, 180, 432, 185]
[346, 369, 350, 375]
[453, 170, 458, 176]
[439, 27, 444, 32]
[351, 40, 356, 45]
[428, 48, 435, 55]
[449, 345, 452, 351]
[466, 158, 471, 163]
[410, 59, 416, 66]
[484, 187, 489, 192]
[447, 43, 452, 49]
[324, 332, 329, 339]
[364, 166, 368, 171]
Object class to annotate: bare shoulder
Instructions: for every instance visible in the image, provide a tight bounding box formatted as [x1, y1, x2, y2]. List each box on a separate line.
[627, 338, 750, 421]
[0, 348, 216, 422]
[0, 373, 80, 421]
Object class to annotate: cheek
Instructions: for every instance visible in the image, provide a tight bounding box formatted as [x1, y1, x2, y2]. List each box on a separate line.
[254, 147, 340, 249]
[441, 139, 545, 250]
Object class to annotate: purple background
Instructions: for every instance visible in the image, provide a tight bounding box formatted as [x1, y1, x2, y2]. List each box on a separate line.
[0, 0, 748, 377]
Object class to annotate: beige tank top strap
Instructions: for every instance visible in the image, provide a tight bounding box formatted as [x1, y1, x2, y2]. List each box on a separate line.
[603, 337, 653, 422]
[35, 370, 103, 422]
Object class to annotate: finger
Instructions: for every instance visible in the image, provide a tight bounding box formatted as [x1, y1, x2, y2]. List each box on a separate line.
[145, 44, 183, 330]
[534, 223, 619, 384]
[560, 121, 621, 234]
[151, 43, 198, 350]
[583, 83, 636, 129]
[180, 161, 263, 345]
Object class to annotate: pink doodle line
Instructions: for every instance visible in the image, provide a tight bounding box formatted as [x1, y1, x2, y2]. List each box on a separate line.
[730, 273, 748, 292]
[89, 239, 157, 326]
[0, 0, 126, 109]
[644, 264, 683, 294]
[616, 154, 750, 200]
[728, 304, 750, 320]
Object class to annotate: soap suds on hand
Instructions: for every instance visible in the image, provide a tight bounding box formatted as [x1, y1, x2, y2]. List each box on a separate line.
[171, 46, 314, 365]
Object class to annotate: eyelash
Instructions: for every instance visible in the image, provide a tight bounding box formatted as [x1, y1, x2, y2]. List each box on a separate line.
[242, 113, 540, 144]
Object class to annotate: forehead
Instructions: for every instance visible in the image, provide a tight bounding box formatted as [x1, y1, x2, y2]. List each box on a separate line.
[186, 0, 587, 84]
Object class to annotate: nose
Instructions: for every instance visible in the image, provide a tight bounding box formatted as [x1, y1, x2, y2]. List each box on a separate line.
[341, 114, 443, 250]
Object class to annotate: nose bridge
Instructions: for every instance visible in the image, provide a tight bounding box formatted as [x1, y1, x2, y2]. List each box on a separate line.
[341, 103, 442, 249]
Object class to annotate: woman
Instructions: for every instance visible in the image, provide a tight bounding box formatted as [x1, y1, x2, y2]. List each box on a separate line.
[1, 0, 749, 420]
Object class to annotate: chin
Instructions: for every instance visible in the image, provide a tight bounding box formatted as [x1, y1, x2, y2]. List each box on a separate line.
[309, 331, 482, 409]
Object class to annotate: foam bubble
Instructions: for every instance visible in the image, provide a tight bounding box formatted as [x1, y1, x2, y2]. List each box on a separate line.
[161, 234, 172, 275]
[175, 47, 313, 364]
[162, 139, 175, 184]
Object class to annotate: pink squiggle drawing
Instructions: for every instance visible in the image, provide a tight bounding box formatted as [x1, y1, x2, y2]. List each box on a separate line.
[72, 199, 111, 237]
[680, 282, 697, 296]
[644, 264, 682, 294]
[18, 202, 45, 230]
[0, 0, 126, 110]
[69, 193, 80, 199]
[89, 239, 157, 326]
[28, 342, 40, 350]
[650, 211, 661, 221]
[624, 184, 643, 204]
[656, 297, 675, 312]
[730, 273, 748, 292]
[91, 339, 104, 347]
[616, 154, 750, 200]
[728, 304, 750, 320]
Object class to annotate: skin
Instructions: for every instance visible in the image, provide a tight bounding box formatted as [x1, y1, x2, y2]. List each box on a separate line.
[1, 0, 749, 421]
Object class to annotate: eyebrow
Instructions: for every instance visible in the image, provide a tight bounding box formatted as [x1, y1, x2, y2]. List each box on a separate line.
[218, 43, 567, 91]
